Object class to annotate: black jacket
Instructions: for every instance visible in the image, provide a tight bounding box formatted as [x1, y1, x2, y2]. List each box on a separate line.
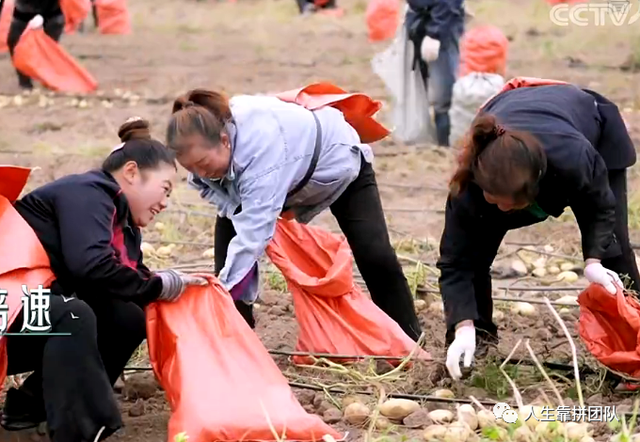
[14, 169, 163, 305]
[436, 84, 636, 330]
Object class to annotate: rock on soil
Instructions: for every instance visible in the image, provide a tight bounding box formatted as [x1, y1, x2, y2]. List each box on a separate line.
[122, 372, 160, 401]
[403, 409, 432, 428]
[323, 407, 343, 424]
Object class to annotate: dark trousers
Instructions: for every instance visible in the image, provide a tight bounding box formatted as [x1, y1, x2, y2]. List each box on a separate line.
[7, 7, 65, 89]
[5, 293, 146, 441]
[444, 168, 640, 346]
[214, 159, 423, 342]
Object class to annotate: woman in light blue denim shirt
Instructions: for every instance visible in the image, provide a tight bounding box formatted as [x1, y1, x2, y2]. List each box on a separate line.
[164, 88, 423, 342]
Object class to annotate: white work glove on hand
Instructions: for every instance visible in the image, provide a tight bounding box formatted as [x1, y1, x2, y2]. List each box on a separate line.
[156, 269, 208, 302]
[584, 261, 623, 295]
[420, 36, 441, 62]
[446, 322, 476, 380]
[27, 15, 44, 30]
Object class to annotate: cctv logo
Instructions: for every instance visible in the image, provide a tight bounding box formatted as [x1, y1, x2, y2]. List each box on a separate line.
[493, 402, 518, 424]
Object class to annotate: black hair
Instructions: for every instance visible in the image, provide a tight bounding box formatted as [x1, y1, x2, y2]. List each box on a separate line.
[102, 117, 177, 173]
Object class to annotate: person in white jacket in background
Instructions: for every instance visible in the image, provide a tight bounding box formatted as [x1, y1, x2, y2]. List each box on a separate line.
[163, 88, 424, 343]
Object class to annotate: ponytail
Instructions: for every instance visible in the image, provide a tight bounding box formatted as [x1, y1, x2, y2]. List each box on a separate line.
[449, 113, 502, 196]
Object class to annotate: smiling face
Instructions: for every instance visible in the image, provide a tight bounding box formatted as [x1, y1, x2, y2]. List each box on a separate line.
[174, 133, 231, 180]
[117, 161, 176, 228]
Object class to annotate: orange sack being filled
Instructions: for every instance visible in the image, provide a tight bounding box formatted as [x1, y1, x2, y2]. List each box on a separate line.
[459, 25, 509, 77]
[61, 0, 91, 34]
[578, 284, 640, 379]
[0, 166, 56, 389]
[275, 82, 390, 144]
[365, 0, 399, 43]
[0, 0, 14, 53]
[12, 27, 98, 93]
[94, 0, 131, 35]
[146, 274, 343, 442]
[265, 219, 432, 365]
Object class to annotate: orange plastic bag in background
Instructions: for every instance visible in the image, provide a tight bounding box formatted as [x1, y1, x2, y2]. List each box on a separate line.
[94, 0, 131, 34]
[459, 25, 509, 77]
[578, 284, 640, 378]
[146, 274, 343, 442]
[61, 0, 91, 34]
[266, 219, 432, 365]
[0, 166, 56, 390]
[275, 82, 390, 143]
[365, 0, 399, 42]
[0, 0, 14, 53]
[12, 27, 98, 93]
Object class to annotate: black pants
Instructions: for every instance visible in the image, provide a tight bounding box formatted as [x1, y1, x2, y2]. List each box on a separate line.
[7, 7, 65, 89]
[214, 158, 423, 342]
[5, 293, 146, 441]
[444, 168, 640, 346]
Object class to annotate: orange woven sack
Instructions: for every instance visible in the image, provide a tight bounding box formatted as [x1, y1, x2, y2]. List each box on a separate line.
[365, 0, 399, 42]
[0, 166, 56, 390]
[459, 25, 509, 77]
[61, 0, 91, 34]
[275, 82, 390, 144]
[94, 0, 131, 34]
[0, 0, 14, 53]
[578, 283, 640, 378]
[265, 219, 432, 365]
[12, 26, 98, 93]
[146, 274, 343, 442]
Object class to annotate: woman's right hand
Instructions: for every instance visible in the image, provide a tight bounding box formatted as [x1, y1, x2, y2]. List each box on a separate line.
[446, 320, 476, 380]
[156, 269, 208, 302]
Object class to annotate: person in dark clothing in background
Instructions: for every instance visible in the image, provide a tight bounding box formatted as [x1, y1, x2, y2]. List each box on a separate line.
[437, 83, 638, 380]
[7, 0, 64, 90]
[405, 0, 465, 147]
[2, 117, 206, 442]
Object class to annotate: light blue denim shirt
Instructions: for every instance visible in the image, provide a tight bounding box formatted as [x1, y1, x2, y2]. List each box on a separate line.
[188, 95, 374, 303]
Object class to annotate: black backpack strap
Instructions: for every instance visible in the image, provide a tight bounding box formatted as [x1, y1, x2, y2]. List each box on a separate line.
[285, 111, 322, 203]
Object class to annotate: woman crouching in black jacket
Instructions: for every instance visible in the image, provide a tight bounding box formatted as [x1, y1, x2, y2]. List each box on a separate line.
[1, 117, 205, 442]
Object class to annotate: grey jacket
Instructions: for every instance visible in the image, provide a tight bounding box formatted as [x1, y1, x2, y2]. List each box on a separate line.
[189, 94, 373, 302]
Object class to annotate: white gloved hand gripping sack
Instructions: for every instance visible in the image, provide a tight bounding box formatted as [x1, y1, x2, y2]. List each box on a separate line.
[420, 36, 441, 62]
[584, 260, 623, 295]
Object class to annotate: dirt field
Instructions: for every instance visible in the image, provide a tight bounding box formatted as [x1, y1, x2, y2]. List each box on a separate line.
[1, 0, 640, 440]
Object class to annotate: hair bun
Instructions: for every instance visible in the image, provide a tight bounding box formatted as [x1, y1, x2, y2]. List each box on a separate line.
[118, 117, 151, 142]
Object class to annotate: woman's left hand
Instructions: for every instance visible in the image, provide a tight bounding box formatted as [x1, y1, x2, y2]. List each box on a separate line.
[584, 261, 623, 295]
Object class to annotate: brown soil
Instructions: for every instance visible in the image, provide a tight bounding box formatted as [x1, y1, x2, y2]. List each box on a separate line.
[1, 0, 639, 440]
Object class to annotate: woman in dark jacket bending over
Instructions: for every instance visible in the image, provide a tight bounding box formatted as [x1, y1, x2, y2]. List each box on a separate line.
[2, 118, 205, 441]
[438, 83, 638, 380]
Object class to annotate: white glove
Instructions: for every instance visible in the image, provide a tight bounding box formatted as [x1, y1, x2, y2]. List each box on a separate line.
[446, 322, 476, 380]
[27, 15, 44, 30]
[584, 262, 623, 295]
[420, 36, 441, 62]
